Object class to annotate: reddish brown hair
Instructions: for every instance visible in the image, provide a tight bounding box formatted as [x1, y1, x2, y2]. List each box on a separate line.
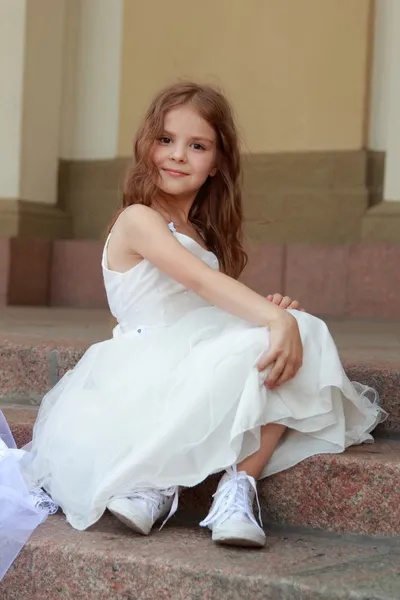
[109, 81, 247, 278]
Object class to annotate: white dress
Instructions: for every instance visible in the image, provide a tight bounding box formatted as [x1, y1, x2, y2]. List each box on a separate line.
[22, 222, 384, 531]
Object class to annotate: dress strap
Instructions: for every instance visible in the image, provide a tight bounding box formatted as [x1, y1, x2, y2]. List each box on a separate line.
[102, 233, 112, 269]
[168, 221, 176, 233]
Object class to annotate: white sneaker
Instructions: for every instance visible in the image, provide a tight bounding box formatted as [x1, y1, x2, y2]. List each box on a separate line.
[107, 486, 179, 535]
[200, 467, 266, 548]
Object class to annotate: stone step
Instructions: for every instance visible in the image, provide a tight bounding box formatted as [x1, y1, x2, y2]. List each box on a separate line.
[3, 407, 400, 537]
[1, 513, 400, 600]
[1, 338, 399, 437]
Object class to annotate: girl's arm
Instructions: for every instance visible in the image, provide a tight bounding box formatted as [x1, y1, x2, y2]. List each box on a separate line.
[110, 205, 303, 388]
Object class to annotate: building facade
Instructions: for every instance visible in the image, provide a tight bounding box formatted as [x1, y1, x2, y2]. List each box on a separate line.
[0, 0, 399, 315]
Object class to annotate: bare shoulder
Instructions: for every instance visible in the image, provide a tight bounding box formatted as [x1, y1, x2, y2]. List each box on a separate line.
[107, 205, 167, 270]
[111, 204, 173, 260]
[118, 204, 167, 235]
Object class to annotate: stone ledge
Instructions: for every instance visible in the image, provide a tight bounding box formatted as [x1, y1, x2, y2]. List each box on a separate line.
[366, 150, 385, 207]
[2, 239, 400, 318]
[0, 238, 106, 309]
[362, 201, 400, 242]
[60, 151, 372, 242]
[2, 513, 399, 599]
[281, 242, 400, 319]
[0, 199, 72, 239]
[0, 238, 52, 306]
[1, 341, 399, 437]
[3, 406, 400, 540]
[181, 441, 400, 536]
[50, 240, 107, 308]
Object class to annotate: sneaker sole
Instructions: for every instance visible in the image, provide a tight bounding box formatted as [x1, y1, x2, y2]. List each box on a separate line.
[212, 528, 266, 548]
[107, 500, 152, 536]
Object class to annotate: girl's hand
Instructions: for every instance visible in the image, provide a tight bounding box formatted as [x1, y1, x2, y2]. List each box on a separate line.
[267, 293, 305, 312]
[257, 312, 303, 389]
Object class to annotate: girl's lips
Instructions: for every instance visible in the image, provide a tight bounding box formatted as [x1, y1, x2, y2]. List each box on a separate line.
[163, 168, 188, 177]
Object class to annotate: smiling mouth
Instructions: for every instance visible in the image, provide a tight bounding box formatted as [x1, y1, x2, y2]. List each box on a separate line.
[162, 168, 189, 177]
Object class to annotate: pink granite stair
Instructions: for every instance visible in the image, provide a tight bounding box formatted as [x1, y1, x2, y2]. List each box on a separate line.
[1, 513, 399, 600]
[181, 439, 400, 536]
[1, 310, 400, 535]
[1, 310, 400, 599]
[3, 406, 400, 537]
[1, 339, 399, 436]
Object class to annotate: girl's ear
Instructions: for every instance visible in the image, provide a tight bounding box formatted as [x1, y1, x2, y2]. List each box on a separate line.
[209, 166, 217, 177]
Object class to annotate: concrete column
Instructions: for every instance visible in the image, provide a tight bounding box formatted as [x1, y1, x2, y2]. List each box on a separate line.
[368, 0, 390, 152]
[364, 0, 400, 241]
[0, 0, 25, 203]
[369, 0, 400, 201]
[0, 0, 71, 238]
[381, 1, 400, 202]
[59, 0, 123, 160]
[58, 0, 124, 240]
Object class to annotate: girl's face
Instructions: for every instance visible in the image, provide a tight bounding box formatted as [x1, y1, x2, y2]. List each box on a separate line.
[152, 104, 217, 200]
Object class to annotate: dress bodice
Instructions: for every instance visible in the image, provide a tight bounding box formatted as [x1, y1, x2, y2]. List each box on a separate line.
[102, 222, 219, 335]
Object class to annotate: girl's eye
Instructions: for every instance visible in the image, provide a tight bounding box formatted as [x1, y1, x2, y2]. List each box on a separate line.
[192, 143, 206, 151]
[159, 137, 171, 144]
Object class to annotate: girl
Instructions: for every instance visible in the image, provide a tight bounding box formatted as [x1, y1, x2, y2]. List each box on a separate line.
[22, 82, 383, 549]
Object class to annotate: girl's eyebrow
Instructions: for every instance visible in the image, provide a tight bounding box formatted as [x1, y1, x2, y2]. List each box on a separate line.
[192, 136, 215, 145]
[163, 130, 214, 145]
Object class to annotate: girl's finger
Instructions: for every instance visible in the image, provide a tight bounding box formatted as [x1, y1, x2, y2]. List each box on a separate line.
[289, 300, 300, 309]
[265, 356, 287, 388]
[273, 293, 283, 305]
[257, 349, 278, 372]
[280, 296, 293, 309]
[274, 360, 300, 387]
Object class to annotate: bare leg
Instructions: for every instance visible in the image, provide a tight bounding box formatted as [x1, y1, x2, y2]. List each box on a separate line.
[237, 423, 287, 479]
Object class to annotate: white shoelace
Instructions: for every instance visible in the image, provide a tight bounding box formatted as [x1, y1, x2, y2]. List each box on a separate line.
[129, 486, 179, 529]
[0, 446, 59, 515]
[200, 467, 262, 529]
[31, 489, 59, 514]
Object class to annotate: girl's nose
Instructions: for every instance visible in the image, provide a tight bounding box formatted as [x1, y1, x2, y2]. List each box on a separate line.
[170, 144, 187, 163]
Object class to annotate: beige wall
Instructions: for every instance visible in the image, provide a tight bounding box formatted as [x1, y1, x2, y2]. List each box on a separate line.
[118, 0, 372, 156]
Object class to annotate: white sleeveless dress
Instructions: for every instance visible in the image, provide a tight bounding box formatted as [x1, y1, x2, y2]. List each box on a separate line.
[22, 222, 384, 531]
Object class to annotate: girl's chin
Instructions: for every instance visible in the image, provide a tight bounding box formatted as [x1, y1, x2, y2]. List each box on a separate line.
[158, 183, 197, 198]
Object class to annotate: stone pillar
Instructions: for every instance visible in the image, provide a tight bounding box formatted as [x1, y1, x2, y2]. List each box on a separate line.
[381, 1, 400, 203]
[0, 0, 71, 239]
[364, 0, 400, 240]
[59, 0, 123, 161]
[58, 0, 124, 239]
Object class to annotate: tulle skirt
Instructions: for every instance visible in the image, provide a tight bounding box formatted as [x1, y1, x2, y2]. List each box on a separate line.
[22, 308, 384, 531]
[0, 412, 57, 581]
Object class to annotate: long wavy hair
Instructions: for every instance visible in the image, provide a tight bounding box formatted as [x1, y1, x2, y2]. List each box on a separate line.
[109, 82, 247, 278]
